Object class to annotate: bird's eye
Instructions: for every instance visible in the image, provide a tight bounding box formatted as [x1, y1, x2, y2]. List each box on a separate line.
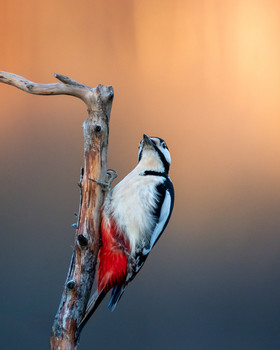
[162, 143, 167, 149]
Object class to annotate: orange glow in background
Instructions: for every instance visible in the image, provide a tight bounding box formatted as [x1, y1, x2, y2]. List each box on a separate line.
[1, 1, 280, 349]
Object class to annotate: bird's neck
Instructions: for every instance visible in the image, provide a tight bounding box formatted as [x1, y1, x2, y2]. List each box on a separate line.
[137, 156, 166, 173]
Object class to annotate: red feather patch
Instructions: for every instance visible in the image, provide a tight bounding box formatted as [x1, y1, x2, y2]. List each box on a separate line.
[98, 218, 130, 293]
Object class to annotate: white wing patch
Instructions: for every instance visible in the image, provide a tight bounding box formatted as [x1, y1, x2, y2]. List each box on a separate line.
[143, 190, 172, 255]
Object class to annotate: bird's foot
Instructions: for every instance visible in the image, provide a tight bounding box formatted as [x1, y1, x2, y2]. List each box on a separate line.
[89, 169, 118, 191]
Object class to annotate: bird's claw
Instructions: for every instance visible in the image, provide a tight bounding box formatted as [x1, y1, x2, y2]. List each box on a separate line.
[89, 169, 118, 191]
[106, 169, 118, 186]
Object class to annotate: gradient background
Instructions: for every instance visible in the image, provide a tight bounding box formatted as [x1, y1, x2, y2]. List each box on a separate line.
[1, 1, 280, 349]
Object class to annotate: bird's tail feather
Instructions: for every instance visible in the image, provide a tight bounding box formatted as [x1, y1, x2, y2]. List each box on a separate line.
[76, 289, 106, 338]
[108, 285, 125, 311]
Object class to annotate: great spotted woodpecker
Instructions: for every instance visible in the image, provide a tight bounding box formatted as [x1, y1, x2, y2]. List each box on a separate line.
[79, 134, 174, 331]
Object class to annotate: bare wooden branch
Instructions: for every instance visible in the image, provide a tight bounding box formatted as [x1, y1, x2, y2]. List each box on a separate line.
[0, 72, 114, 349]
[0, 71, 113, 113]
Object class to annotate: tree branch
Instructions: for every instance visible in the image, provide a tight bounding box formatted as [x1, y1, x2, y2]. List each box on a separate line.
[0, 71, 114, 349]
[0, 71, 113, 113]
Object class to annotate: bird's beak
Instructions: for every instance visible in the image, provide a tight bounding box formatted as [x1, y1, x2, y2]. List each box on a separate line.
[143, 134, 154, 148]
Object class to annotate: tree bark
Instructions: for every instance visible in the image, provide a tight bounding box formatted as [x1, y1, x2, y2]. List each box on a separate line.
[0, 72, 114, 349]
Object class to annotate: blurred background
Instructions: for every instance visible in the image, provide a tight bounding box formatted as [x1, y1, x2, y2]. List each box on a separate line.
[1, 0, 280, 349]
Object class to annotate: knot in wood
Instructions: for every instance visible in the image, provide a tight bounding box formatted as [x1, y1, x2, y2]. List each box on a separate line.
[94, 124, 102, 133]
[78, 234, 88, 247]
[66, 280, 76, 290]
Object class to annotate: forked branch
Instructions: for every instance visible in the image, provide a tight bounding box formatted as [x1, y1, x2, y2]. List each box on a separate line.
[0, 71, 114, 349]
[0, 71, 113, 113]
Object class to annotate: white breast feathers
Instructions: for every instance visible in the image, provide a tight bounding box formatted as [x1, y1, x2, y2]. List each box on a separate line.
[103, 167, 165, 254]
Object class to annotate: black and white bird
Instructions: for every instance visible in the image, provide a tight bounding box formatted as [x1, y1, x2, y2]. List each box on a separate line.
[79, 134, 174, 331]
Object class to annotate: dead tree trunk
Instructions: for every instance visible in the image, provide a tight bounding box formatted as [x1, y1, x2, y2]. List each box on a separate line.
[0, 71, 114, 349]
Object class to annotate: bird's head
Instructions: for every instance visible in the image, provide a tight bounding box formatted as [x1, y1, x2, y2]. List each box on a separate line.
[138, 134, 171, 174]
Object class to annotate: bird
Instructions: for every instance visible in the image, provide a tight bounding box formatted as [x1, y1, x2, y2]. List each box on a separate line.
[78, 134, 174, 333]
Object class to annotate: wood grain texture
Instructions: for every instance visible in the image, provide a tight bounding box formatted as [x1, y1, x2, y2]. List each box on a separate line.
[0, 72, 114, 349]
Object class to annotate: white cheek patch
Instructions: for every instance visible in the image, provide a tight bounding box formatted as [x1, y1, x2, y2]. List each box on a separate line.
[161, 147, 171, 165]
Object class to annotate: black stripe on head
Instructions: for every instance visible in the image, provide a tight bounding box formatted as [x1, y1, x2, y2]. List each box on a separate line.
[149, 137, 170, 172]
[154, 147, 170, 173]
[138, 148, 143, 162]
